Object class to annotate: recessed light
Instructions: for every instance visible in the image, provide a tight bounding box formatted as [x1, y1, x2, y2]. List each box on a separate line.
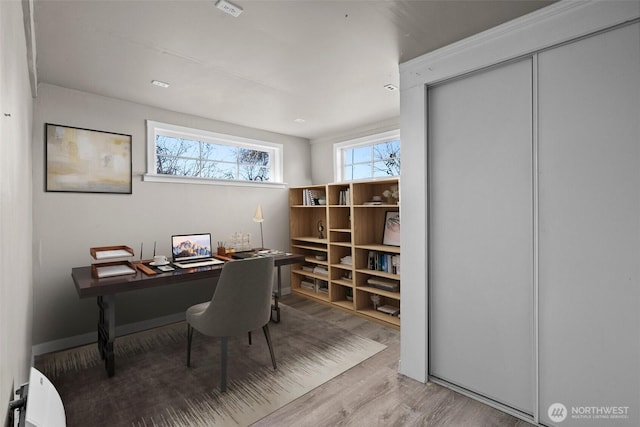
[216, 0, 243, 17]
[294, 118, 306, 123]
[151, 80, 170, 88]
[384, 84, 398, 92]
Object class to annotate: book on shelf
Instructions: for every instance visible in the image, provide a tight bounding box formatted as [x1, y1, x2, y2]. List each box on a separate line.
[303, 189, 312, 206]
[377, 304, 400, 316]
[338, 188, 350, 205]
[392, 255, 400, 275]
[367, 251, 400, 274]
[303, 188, 326, 206]
[366, 277, 399, 292]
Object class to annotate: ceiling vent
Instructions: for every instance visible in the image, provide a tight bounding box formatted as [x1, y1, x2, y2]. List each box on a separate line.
[216, 0, 243, 17]
[151, 80, 170, 88]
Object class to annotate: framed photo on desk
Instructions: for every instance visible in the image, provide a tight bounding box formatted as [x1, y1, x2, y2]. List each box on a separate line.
[45, 123, 132, 194]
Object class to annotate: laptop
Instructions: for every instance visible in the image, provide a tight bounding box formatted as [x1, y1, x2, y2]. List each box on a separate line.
[171, 233, 224, 268]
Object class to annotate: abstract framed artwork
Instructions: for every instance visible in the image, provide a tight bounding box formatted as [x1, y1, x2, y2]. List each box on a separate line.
[45, 123, 132, 194]
[382, 210, 400, 246]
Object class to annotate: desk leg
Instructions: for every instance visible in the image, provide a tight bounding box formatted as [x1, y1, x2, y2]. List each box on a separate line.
[271, 265, 282, 323]
[97, 295, 116, 377]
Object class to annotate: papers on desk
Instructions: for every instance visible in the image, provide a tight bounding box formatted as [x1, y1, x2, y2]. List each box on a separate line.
[94, 249, 134, 260]
[255, 249, 285, 256]
[95, 264, 137, 278]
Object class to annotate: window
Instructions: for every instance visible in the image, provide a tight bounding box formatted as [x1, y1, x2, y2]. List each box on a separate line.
[334, 130, 400, 182]
[144, 121, 283, 186]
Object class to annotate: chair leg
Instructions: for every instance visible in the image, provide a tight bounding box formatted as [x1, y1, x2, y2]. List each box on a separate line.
[262, 324, 277, 370]
[187, 324, 194, 367]
[248, 331, 252, 345]
[220, 337, 228, 392]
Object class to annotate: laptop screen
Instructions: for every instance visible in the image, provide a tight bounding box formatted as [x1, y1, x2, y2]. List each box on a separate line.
[171, 233, 213, 262]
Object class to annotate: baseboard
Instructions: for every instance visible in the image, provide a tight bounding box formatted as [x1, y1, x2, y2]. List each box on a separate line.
[31, 312, 186, 357]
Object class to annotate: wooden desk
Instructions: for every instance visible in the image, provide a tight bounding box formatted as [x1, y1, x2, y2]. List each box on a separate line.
[72, 252, 304, 377]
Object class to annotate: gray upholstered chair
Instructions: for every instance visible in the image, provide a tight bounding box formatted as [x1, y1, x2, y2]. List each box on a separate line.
[186, 256, 276, 392]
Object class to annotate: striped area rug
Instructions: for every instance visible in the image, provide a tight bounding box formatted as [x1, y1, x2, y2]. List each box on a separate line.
[35, 304, 386, 426]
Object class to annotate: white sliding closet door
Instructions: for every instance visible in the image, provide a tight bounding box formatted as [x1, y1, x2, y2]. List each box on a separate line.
[428, 58, 534, 414]
[538, 23, 640, 426]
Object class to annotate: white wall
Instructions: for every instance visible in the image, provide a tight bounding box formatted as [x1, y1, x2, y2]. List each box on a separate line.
[1, 0, 34, 421]
[309, 117, 399, 184]
[31, 83, 311, 348]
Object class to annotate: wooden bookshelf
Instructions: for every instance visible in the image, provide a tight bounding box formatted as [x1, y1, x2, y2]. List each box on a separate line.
[289, 178, 400, 328]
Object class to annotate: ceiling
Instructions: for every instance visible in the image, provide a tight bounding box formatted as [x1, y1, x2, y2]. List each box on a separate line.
[33, 0, 554, 140]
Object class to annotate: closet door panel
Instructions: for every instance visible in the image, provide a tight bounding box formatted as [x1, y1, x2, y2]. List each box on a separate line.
[428, 58, 534, 414]
[538, 23, 640, 426]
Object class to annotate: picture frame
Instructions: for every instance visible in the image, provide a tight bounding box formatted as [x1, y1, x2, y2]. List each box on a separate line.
[45, 123, 132, 194]
[382, 211, 400, 246]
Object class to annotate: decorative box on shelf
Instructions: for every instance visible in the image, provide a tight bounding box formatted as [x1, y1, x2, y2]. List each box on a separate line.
[90, 245, 137, 279]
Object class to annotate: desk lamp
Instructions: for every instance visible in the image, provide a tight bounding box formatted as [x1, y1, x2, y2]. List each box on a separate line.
[253, 204, 264, 249]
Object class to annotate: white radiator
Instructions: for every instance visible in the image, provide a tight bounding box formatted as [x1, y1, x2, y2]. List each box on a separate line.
[11, 367, 66, 427]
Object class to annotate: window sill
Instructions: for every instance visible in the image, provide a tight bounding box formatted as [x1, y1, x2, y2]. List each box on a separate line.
[143, 174, 286, 189]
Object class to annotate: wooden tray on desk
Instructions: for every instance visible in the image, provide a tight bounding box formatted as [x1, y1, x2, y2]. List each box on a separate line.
[90, 245, 135, 260]
[91, 261, 137, 279]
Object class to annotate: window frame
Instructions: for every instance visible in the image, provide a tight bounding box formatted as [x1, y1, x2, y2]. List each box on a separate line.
[144, 120, 284, 188]
[333, 129, 400, 182]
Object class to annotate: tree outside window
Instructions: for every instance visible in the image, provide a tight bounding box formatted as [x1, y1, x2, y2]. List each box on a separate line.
[145, 121, 283, 186]
[338, 133, 400, 181]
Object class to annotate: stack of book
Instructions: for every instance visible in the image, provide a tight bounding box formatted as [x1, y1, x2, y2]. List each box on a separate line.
[300, 278, 329, 294]
[313, 265, 328, 276]
[340, 255, 352, 265]
[300, 280, 316, 291]
[367, 277, 399, 292]
[377, 304, 400, 316]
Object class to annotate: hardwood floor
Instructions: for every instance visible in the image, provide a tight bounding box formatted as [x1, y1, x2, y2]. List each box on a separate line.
[257, 294, 533, 427]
